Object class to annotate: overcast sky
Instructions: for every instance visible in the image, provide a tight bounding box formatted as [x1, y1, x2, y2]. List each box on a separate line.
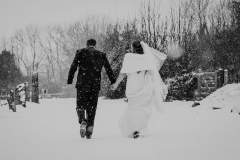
[0, 0, 174, 39]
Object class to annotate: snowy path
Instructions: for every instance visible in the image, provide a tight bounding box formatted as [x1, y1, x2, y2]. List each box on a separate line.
[0, 98, 240, 160]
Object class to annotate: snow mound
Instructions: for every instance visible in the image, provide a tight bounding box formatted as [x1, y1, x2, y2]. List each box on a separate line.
[200, 83, 240, 111]
[231, 103, 240, 114]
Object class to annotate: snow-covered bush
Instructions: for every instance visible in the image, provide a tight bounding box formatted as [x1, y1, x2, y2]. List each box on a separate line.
[165, 72, 198, 101]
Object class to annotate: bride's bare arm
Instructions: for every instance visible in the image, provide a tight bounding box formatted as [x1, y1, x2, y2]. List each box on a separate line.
[112, 73, 126, 89]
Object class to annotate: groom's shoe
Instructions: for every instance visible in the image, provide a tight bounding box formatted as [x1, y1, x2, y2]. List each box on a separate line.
[80, 121, 87, 138]
[86, 126, 93, 139]
[133, 131, 139, 139]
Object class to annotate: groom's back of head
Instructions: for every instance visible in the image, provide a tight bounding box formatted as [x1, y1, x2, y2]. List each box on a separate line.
[87, 39, 96, 47]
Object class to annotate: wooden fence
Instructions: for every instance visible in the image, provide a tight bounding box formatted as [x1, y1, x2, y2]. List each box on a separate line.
[196, 69, 230, 100]
[0, 91, 17, 112]
[0, 72, 39, 112]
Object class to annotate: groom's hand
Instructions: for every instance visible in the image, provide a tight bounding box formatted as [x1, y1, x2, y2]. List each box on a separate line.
[67, 79, 73, 85]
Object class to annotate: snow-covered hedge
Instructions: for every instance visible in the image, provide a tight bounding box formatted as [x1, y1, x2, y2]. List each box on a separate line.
[165, 73, 198, 101]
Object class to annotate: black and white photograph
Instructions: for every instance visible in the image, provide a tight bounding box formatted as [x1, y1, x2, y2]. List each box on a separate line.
[0, 0, 240, 159]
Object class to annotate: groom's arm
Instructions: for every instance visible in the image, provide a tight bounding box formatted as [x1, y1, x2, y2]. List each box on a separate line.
[102, 53, 116, 84]
[67, 50, 80, 84]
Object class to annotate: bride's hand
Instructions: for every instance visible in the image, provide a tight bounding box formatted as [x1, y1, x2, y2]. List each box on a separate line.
[111, 83, 118, 90]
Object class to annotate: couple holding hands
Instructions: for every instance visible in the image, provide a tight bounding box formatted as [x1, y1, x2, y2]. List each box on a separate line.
[67, 39, 167, 139]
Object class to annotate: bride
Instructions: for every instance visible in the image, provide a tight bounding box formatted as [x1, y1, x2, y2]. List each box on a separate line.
[111, 41, 168, 138]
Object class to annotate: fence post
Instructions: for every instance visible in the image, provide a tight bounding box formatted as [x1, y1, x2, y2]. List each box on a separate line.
[237, 70, 240, 83]
[25, 84, 30, 101]
[197, 71, 202, 90]
[32, 72, 39, 104]
[214, 70, 218, 89]
[12, 91, 16, 112]
[196, 69, 202, 100]
[224, 69, 228, 86]
[217, 69, 224, 88]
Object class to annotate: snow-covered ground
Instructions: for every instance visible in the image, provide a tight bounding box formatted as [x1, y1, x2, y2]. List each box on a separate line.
[1, 84, 240, 160]
[200, 83, 240, 112]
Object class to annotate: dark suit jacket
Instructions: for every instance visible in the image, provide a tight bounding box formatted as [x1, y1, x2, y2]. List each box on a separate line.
[67, 47, 116, 92]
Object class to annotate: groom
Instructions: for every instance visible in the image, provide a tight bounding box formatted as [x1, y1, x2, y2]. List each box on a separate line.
[67, 39, 116, 139]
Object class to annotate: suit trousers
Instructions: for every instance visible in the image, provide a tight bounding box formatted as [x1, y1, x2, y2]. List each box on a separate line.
[76, 89, 99, 127]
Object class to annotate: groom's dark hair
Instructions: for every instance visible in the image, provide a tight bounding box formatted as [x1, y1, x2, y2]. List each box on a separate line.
[87, 39, 96, 46]
[132, 41, 143, 54]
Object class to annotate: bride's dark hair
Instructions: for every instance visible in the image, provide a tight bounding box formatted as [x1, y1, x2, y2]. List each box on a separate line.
[132, 41, 144, 54]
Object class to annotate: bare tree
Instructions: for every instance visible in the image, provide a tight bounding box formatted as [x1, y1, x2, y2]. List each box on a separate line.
[11, 29, 32, 78]
[0, 37, 8, 51]
[45, 25, 66, 84]
[25, 25, 44, 71]
[138, 0, 169, 50]
[209, 0, 232, 33]
[9, 25, 45, 85]
[39, 26, 57, 83]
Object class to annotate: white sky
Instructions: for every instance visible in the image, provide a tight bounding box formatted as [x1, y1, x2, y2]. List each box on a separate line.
[0, 0, 175, 39]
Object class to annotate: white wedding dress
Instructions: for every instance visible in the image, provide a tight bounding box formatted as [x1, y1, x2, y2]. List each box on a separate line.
[118, 41, 167, 137]
[119, 71, 154, 137]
